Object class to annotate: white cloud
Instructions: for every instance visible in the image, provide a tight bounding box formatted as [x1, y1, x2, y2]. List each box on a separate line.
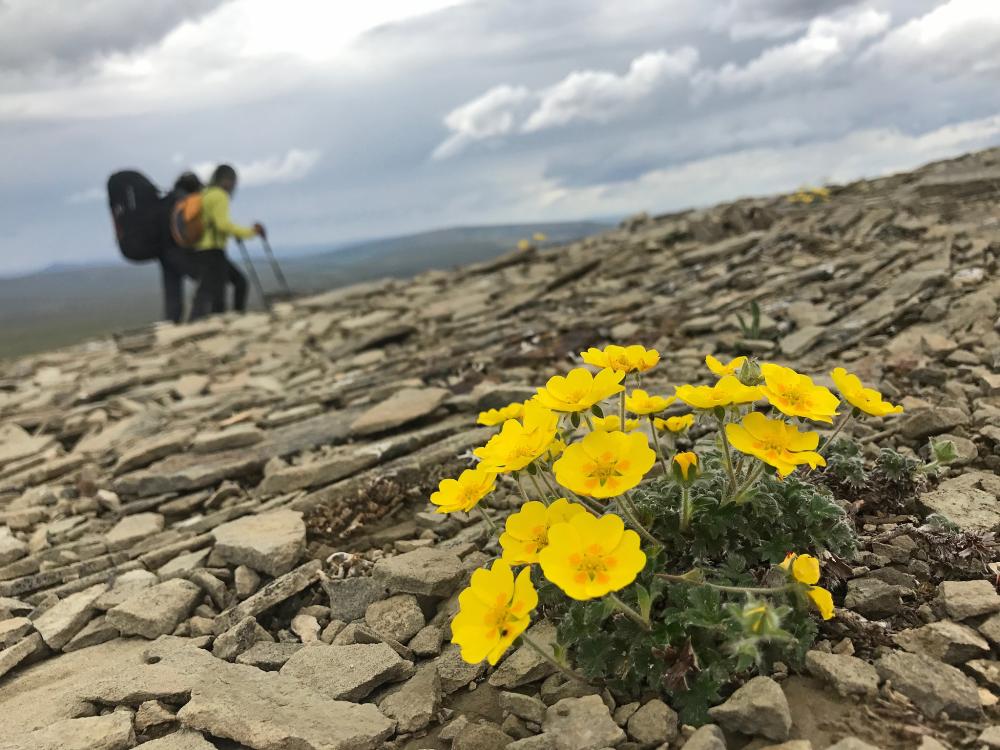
[863, 0, 1000, 75]
[193, 148, 322, 188]
[522, 48, 698, 132]
[710, 7, 890, 91]
[66, 187, 105, 205]
[432, 84, 533, 159]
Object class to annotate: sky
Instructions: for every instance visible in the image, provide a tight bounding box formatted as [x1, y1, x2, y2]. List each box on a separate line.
[2, 0, 1000, 276]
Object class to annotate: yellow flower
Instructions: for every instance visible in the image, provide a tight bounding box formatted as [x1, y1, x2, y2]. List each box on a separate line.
[592, 415, 639, 432]
[500, 498, 590, 565]
[625, 389, 675, 415]
[474, 401, 558, 473]
[429, 467, 497, 513]
[653, 414, 694, 433]
[451, 560, 537, 665]
[535, 367, 625, 413]
[517, 238, 531, 250]
[725, 411, 826, 477]
[532, 232, 547, 242]
[705, 355, 747, 378]
[544, 438, 567, 461]
[781, 553, 834, 620]
[477, 401, 526, 427]
[672, 451, 698, 481]
[675, 376, 760, 410]
[759, 363, 839, 423]
[830, 367, 903, 417]
[580, 345, 659, 373]
[539, 513, 646, 600]
[553, 430, 656, 498]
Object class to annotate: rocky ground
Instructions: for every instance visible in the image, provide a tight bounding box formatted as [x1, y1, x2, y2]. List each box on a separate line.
[1, 147, 999, 750]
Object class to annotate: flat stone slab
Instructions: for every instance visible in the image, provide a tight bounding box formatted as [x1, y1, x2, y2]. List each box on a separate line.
[214, 560, 321, 634]
[107, 579, 202, 639]
[259, 451, 378, 496]
[105, 512, 164, 552]
[876, 650, 982, 720]
[281, 642, 414, 702]
[212, 509, 306, 577]
[192, 424, 265, 454]
[371, 547, 464, 597]
[0, 709, 135, 750]
[33, 583, 106, 651]
[350, 387, 449, 436]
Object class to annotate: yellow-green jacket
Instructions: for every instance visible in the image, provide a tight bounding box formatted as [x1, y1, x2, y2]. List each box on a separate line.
[196, 186, 255, 250]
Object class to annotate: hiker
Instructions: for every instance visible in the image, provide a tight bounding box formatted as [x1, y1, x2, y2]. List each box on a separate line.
[157, 172, 203, 324]
[189, 164, 265, 321]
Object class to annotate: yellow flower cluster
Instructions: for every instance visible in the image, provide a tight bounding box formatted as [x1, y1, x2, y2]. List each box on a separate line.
[781, 553, 834, 620]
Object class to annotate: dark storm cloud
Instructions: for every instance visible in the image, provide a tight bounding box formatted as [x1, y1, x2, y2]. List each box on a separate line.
[0, 0, 230, 69]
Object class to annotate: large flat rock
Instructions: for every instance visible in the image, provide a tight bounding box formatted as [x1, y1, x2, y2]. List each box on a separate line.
[212, 509, 306, 577]
[350, 387, 449, 436]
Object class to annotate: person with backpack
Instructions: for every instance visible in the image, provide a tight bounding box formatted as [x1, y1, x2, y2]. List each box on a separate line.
[156, 172, 203, 323]
[189, 164, 265, 321]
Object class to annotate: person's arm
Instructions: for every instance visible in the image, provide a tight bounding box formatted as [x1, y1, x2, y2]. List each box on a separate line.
[206, 190, 257, 240]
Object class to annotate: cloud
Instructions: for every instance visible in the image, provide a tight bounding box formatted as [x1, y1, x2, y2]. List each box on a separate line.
[193, 148, 322, 188]
[0, 0, 229, 71]
[522, 48, 698, 132]
[709, 7, 891, 91]
[66, 187, 105, 205]
[863, 0, 1000, 75]
[432, 84, 533, 159]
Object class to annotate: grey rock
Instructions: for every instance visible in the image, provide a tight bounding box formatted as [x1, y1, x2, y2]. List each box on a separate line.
[825, 740, 883, 750]
[107, 578, 202, 639]
[543, 694, 626, 750]
[63, 614, 119, 652]
[259, 451, 377, 495]
[805, 651, 879, 696]
[323, 576, 388, 621]
[280, 642, 414, 701]
[158, 549, 211, 580]
[452, 721, 513, 750]
[235, 641, 303, 670]
[350, 386, 449, 436]
[104, 512, 164, 551]
[212, 615, 258, 661]
[234, 565, 260, 600]
[490, 620, 559, 688]
[409, 623, 444, 656]
[135, 730, 217, 749]
[365, 593, 425, 643]
[501, 691, 547, 724]
[979, 726, 1000, 748]
[0, 709, 135, 750]
[191, 424, 264, 453]
[875, 650, 982, 720]
[627, 698, 679, 747]
[379, 663, 441, 733]
[211, 509, 306, 578]
[681, 724, 727, 750]
[707, 676, 791, 741]
[436, 642, 487, 693]
[135, 699, 176, 732]
[290, 613, 321, 643]
[114, 428, 196, 475]
[0, 617, 32, 648]
[0, 530, 27, 566]
[32, 582, 106, 650]
[371, 546, 464, 597]
[213, 559, 321, 634]
[894, 620, 990, 664]
[899, 407, 969, 440]
[95, 569, 159, 610]
[844, 577, 904, 619]
[0, 631, 44, 679]
[938, 579, 1000, 620]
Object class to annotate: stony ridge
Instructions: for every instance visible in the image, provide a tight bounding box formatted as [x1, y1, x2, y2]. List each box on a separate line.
[0, 147, 999, 749]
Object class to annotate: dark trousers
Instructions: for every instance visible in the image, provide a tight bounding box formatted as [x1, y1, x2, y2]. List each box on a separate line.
[158, 245, 198, 324]
[190, 249, 248, 321]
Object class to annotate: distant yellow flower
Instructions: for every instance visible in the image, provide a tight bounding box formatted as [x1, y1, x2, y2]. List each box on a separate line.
[451, 560, 537, 664]
[781, 553, 834, 620]
[517, 238, 531, 250]
[654, 414, 694, 433]
[477, 401, 526, 426]
[554, 430, 656, 498]
[474, 401, 558, 473]
[539, 513, 646, 600]
[625, 389, 675, 415]
[830, 367, 903, 417]
[760, 363, 839, 423]
[675, 376, 760, 410]
[500, 498, 590, 565]
[725, 411, 826, 477]
[581, 345, 659, 373]
[672, 451, 698, 481]
[592, 415, 639, 432]
[532, 232, 547, 242]
[544, 438, 567, 461]
[430, 467, 497, 513]
[705, 354, 747, 378]
[535, 367, 625, 413]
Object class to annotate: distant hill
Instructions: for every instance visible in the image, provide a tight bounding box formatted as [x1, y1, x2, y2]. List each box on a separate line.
[0, 221, 608, 359]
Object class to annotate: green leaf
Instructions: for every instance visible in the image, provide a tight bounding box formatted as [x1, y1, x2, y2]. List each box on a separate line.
[635, 584, 652, 620]
[591, 404, 604, 418]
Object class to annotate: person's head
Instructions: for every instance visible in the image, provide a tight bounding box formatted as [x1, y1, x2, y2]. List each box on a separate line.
[210, 164, 238, 194]
[173, 171, 203, 195]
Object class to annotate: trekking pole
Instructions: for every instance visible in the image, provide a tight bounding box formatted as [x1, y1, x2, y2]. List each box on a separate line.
[260, 235, 292, 296]
[236, 239, 272, 313]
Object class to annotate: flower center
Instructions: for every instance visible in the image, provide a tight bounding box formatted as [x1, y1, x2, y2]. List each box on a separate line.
[582, 451, 631, 487]
[483, 594, 518, 640]
[569, 544, 616, 585]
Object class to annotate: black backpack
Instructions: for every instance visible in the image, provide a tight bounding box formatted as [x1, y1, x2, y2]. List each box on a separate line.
[107, 170, 168, 261]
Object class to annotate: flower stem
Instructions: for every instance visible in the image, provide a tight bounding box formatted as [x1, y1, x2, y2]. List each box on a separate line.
[528, 473, 549, 505]
[730, 462, 766, 505]
[608, 592, 651, 631]
[657, 572, 795, 595]
[679, 486, 692, 532]
[617, 493, 663, 550]
[520, 633, 592, 684]
[819, 411, 853, 457]
[478, 505, 498, 535]
[583, 412, 595, 432]
[717, 416, 738, 499]
[515, 473, 531, 504]
[619, 391, 626, 429]
[648, 417, 670, 475]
